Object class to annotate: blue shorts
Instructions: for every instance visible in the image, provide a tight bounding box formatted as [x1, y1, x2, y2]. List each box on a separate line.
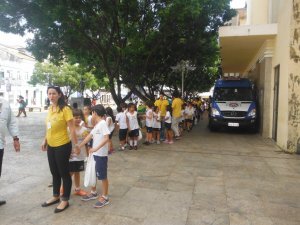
[165, 122, 172, 130]
[146, 126, 153, 133]
[129, 129, 139, 138]
[119, 128, 128, 141]
[93, 156, 108, 180]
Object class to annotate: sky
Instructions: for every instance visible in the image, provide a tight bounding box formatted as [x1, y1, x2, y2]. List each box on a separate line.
[0, 0, 246, 47]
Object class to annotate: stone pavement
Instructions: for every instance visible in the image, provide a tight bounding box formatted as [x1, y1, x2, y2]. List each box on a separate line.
[0, 112, 300, 225]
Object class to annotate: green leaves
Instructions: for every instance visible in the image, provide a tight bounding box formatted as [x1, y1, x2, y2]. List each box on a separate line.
[1, 0, 235, 103]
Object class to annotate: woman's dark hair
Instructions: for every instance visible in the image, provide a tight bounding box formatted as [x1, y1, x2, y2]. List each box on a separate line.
[72, 108, 84, 121]
[128, 103, 135, 110]
[106, 107, 115, 123]
[91, 104, 106, 117]
[117, 106, 122, 113]
[47, 86, 68, 112]
[153, 106, 158, 112]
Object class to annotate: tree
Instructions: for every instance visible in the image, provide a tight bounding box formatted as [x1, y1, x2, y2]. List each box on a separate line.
[0, 0, 235, 103]
[29, 62, 102, 98]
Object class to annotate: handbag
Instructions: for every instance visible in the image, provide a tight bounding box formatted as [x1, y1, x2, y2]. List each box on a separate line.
[84, 154, 96, 187]
[138, 129, 143, 141]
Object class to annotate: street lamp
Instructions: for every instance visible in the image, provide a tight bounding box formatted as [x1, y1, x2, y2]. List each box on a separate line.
[171, 60, 196, 99]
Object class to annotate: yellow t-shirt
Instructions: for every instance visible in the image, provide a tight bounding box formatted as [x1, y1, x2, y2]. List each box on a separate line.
[154, 99, 169, 116]
[46, 106, 73, 147]
[172, 98, 183, 118]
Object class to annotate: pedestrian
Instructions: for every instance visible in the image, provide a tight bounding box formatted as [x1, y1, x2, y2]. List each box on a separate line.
[185, 102, 195, 132]
[115, 106, 128, 151]
[126, 103, 140, 150]
[76, 104, 110, 208]
[164, 105, 173, 144]
[69, 108, 88, 196]
[144, 101, 153, 145]
[16, 96, 27, 117]
[171, 92, 183, 139]
[105, 107, 115, 154]
[0, 97, 20, 206]
[83, 105, 94, 157]
[152, 106, 161, 144]
[154, 92, 169, 141]
[41, 86, 78, 213]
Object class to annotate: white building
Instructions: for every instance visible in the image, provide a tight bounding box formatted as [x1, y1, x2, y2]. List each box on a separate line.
[0, 44, 47, 110]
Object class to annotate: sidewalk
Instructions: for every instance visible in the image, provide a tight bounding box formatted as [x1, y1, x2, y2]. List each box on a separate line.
[0, 112, 300, 225]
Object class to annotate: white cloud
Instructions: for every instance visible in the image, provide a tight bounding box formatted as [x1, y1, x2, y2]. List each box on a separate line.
[0, 31, 33, 47]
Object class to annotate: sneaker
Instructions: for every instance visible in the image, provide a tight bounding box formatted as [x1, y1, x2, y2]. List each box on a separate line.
[175, 136, 181, 140]
[168, 141, 174, 144]
[119, 147, 125, 151]
[157, 141, 160, 144]
[93, 196, 109, 208]
[74, 189, 87, 196]
[129, 146, 133, 150]
[163, 140, 169, 144]
[81, 192, 98, 201]
[143, 141, 150, 145]
[134, 146, 138, 150]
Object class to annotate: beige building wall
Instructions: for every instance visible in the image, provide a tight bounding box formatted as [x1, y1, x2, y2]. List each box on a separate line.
[272, 1, 292, 151]
[287, 0, 300, 152]
[247, 0, 269, 25]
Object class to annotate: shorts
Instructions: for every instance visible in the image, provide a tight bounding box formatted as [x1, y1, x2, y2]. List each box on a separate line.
[69, 160, 85, 172]
[128, 129, 139, 138]
[153, 128, 161, 131]
[0, 149, 3, 177]
[119, 128, 128, 141]
[186, 119, 193, 123]
[93, 156, 108, 180]
[146, 126, 153, 133]
[165, 122, 172, 130]
[109, 130, 114, 139]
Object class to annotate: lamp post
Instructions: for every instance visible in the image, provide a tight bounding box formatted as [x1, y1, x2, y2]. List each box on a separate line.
[171, 60, 196, 99]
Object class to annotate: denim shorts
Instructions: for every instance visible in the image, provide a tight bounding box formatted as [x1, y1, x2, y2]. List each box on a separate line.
[146, 126, 153, 133]
[128, 129, 139, 137]
[119, 128, 128, 141]
[93, 156, 108, 180]
[165, 122, 172, 130]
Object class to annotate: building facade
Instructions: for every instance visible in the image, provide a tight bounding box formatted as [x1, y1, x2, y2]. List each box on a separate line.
[219, 0, 300, 153]
[0, 44, 47, 109]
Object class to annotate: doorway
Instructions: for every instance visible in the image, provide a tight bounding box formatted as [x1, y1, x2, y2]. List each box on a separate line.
[272, 65, 280, 141]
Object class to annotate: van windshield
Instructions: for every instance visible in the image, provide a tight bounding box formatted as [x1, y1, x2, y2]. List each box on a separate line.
[214, 87, 254, 101]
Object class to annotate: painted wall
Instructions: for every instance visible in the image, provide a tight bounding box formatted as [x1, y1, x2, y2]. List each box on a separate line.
[287, 0, 300, 152]
[247, 0, 269, 25]
[272, 1, 291, 151]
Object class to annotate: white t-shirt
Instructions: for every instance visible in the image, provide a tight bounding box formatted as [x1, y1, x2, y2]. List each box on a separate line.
[106, 116, 115, 133]
[180, 110, 185, 122]
[115, 112, 128, 129]
[126, 111, 139, 130]
[91, 120, 110, 157]
[70, 126, 89, 161]
[153, 111, 161, 129]
[185, 107, 195, 119]
[165, 111, 172, 123]
[146, 109, 153, 127]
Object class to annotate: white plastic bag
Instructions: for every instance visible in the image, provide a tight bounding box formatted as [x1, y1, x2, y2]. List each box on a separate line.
[138, 129, 143, 141]
[84, 154, 96, 187]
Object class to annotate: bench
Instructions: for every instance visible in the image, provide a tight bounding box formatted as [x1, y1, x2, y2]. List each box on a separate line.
[27, 106, 42, 112]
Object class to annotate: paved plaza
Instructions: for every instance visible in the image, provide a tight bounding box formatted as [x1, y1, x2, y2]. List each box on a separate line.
[0, 112, 300, 225]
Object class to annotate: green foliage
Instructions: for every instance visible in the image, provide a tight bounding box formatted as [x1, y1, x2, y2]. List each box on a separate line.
[29, 62, 102, 97]
[1, 0, 235, 103]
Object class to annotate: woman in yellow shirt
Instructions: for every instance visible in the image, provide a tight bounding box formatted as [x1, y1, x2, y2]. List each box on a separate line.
[41, 86, 78, 213]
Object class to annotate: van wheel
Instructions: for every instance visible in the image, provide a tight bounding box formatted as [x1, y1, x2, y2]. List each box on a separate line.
[209, 120, 219, 132]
